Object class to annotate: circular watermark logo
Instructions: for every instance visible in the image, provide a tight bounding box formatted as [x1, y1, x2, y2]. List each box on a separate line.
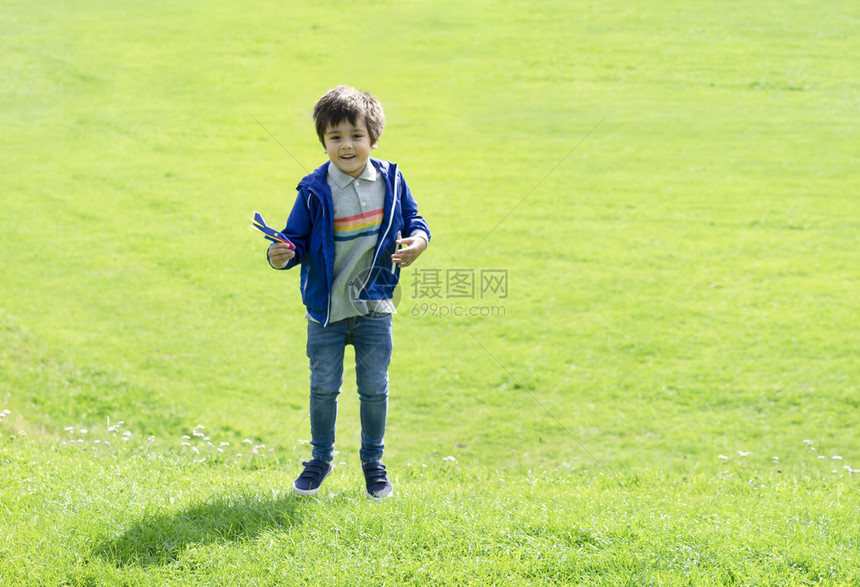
[347, 265, 402, 316]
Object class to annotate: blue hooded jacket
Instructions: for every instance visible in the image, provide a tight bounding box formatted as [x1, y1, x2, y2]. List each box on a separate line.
[270, 158, 431, 326]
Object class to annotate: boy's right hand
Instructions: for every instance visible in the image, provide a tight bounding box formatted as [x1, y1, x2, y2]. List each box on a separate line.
[268, 242, 296, 268]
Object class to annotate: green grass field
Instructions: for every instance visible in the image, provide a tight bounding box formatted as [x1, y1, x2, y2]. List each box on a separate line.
[2, 0, 859, 584]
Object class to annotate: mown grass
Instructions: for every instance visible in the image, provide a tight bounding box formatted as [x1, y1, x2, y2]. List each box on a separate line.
[2, 0, 859, 583]
[2, 432, 859, 586]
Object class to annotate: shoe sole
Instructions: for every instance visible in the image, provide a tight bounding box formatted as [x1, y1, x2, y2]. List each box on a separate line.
[293, 484, 322, 496]
[366, 486, 393, 500]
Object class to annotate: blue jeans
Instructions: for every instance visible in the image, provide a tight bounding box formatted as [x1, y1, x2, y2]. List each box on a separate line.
[306, 314, 393, 463]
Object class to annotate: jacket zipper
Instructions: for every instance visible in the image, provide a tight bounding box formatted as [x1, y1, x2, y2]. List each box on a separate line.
[370, 164, 398, 272]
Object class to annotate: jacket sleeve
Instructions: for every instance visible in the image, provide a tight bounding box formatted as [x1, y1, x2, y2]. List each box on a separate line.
[268, 188, 312, 271]
[398, 172, 431, 242]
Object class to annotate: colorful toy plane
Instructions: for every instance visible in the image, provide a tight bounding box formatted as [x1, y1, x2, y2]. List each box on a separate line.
[250, 212, 295, 250]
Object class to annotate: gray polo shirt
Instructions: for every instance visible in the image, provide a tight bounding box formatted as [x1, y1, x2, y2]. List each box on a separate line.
[322, 162, 393, 322]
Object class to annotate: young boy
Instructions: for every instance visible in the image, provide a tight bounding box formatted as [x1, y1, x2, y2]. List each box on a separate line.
[267, 85, 430, 499]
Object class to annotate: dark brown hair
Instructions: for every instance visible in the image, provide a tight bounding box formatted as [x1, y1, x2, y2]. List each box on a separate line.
[313, 85, 386, 147]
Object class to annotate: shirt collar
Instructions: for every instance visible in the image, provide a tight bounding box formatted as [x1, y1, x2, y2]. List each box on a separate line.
[327, 161, 378, 189]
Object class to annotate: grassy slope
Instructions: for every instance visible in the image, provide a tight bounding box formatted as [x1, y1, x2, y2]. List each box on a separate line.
[1, 0, 859, 583]
[2, 438, 859, 586]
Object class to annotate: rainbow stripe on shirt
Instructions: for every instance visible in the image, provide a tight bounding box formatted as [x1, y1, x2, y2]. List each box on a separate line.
[334, 208, 384, 241]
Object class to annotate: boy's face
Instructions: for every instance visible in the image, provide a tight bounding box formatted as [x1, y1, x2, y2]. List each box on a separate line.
[323, 116, 376, 178]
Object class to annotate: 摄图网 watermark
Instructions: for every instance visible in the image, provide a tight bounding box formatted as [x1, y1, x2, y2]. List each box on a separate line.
[410, 268, 508, 300]
[347, 267, 510, 319]
[408, 268, 508, 319]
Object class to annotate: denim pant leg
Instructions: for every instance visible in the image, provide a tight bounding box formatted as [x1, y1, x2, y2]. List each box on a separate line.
[306, 319, 348, 462]
[352, 314, 393, 463]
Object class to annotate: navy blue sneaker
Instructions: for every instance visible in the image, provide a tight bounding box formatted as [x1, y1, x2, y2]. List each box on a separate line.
[293, 460, 333, 496]
[362, 461, 393, 499]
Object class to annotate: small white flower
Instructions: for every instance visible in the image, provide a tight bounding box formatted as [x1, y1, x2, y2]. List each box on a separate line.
[818, 456, 826, 460]
[442, 455, 457, 462]
[737, 451, 751, 457]
[65, 427, 74, 433]
[718, 455, 729, 461]
[180, 442, 191, 447]
[242, 439, 253, 444]
[80, 429, 88, 435]
[217, 448, 224, 453]
[94, 439, 101, 444]
[832, 456, 843, 460]
[123, 431, 132, 437]
[220, 442, 230, 447]
[772, 456, 779, 462]
[191, 446, 199, 455]
[182, 435, 191, 440]
[236, 453, 243, 457]
[803, 439, 813, 446]
[147, 436, 155, 443]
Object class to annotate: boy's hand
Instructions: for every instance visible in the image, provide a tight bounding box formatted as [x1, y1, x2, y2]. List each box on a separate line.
[268, 242, 296, 268]
[392, 236, 427, 268]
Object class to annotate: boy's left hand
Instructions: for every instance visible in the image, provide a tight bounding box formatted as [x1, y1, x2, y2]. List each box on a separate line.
[392, 236, 427, 268]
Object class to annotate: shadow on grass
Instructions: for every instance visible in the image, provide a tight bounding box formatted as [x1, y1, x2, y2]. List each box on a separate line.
[95, 492, 301, 568]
